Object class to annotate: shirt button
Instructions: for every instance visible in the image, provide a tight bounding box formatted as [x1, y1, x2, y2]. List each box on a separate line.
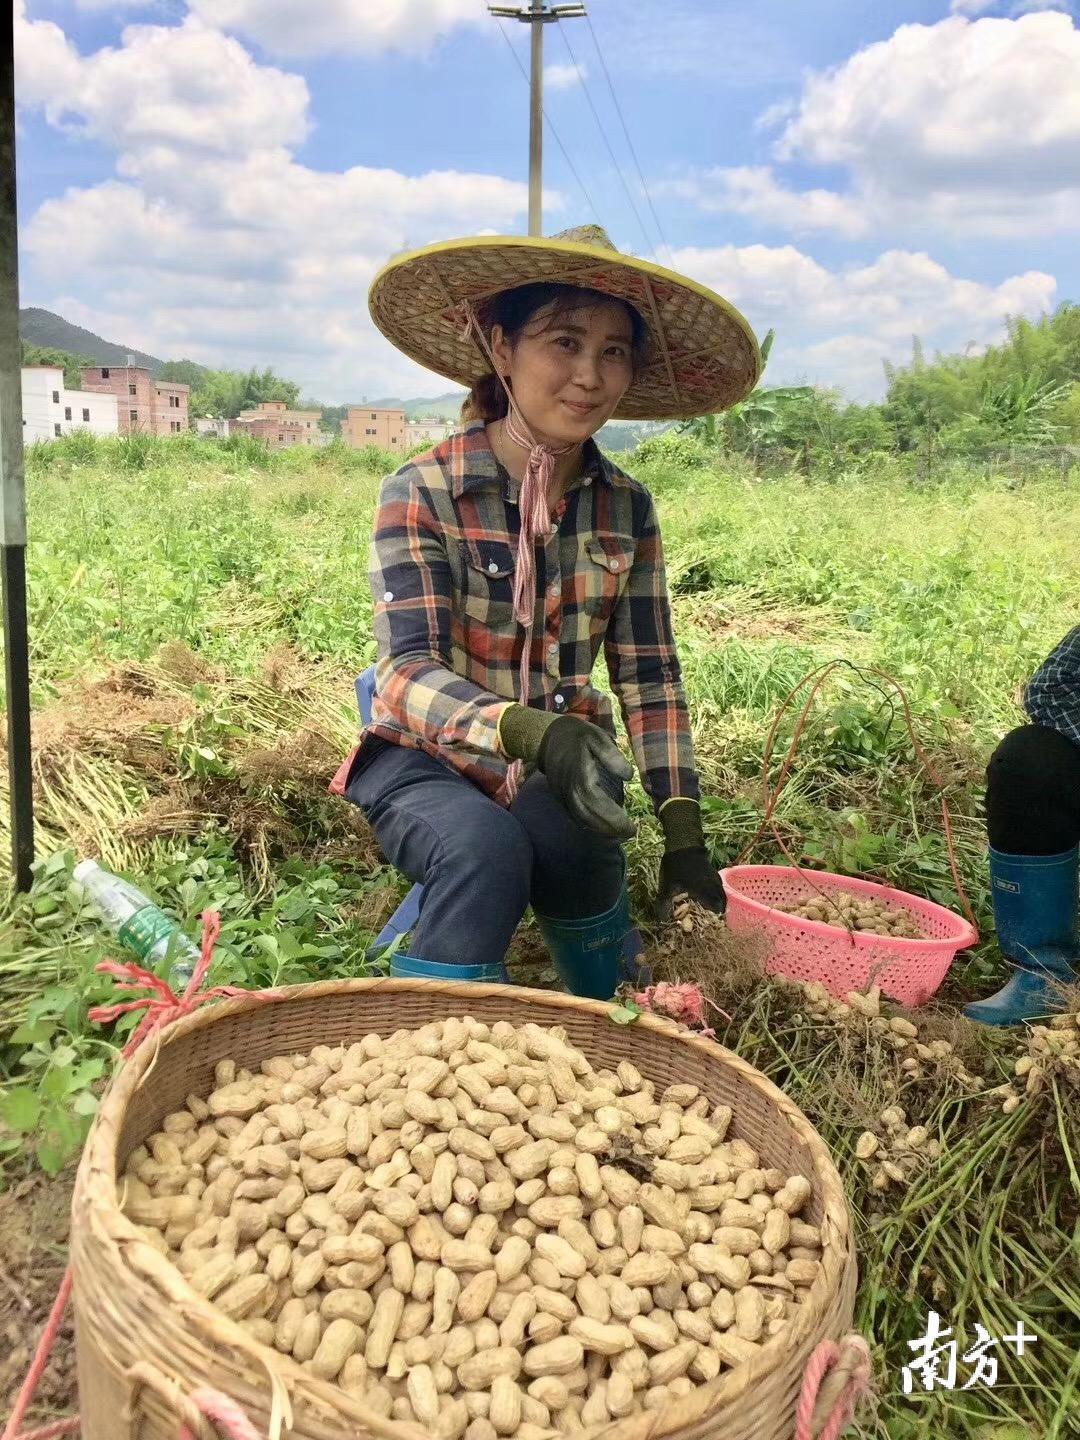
[488, 561, 499, 574]
[383, 590, 394, 602]
[583, 477, 592, 486]
[609, 558, 620, 572]
[554, 693, 565, 707]
[547, 641, 558, 654]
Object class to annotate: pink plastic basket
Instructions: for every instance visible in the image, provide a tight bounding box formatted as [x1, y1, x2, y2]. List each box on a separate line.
[720, 864, 979, 1007]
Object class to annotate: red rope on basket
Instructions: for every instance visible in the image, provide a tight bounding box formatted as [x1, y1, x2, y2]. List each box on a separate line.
[178, 1388, 265, 1440]
[794, 1335, 873, 1440]
[3, 913, 269, 1440]
[0, 1269, 74, 1440]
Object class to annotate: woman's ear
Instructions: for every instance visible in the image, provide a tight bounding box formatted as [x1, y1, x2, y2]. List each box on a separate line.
[489, 324, 512, 382]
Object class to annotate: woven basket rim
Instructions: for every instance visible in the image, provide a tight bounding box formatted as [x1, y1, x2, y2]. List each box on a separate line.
[74, 977, 855, 1440]
[721, 864, 979, 950]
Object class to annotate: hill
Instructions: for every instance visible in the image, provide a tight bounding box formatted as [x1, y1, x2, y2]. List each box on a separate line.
[19, 309, 172, 375]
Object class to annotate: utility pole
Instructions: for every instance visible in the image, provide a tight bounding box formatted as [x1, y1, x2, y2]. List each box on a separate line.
[0, 4, 34, 892]
[488, 0, 587, 236]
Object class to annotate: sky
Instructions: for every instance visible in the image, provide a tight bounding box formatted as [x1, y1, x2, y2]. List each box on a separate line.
[13, 0, 1080, 405]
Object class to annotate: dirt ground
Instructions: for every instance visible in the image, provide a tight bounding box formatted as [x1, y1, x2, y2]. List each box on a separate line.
[0, 1167, 77, 1431]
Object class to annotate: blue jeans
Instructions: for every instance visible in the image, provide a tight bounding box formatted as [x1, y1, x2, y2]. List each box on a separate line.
[344, 740, 625, 969]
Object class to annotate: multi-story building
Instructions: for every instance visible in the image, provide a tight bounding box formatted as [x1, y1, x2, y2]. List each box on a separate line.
[341, 406, 406, 452]
[236, 400, 323, 444]
[21, 366, 119, 444]
[229, 413, 306, 451]
[80, 364, 190, 436]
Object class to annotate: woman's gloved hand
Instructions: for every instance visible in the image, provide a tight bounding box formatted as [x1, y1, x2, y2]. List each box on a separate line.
[657, 798, 725, 921]
[499, 705, 636, 840]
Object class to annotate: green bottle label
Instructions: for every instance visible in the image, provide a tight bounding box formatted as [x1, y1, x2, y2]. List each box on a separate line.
[117, 905, 181, 960]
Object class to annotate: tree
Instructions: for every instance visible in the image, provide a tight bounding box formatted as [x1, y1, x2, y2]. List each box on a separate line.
[21, 341, 96, 391]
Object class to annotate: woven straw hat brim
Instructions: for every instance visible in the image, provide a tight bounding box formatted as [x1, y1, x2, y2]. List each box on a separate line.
[368, 234, 762, 421]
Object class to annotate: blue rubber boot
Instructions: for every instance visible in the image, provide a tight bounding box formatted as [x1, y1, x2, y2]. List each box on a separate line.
[389, 955, 510, 983]
[534, 878, 647, 1001]
[963, 846, 1078, 1026]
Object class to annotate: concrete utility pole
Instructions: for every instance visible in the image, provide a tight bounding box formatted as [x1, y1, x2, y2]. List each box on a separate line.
[0, 5, 34, 892]
[488, 0, 587, 236]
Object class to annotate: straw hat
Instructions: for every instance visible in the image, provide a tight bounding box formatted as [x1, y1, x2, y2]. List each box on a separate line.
[368, 224, 762, 421]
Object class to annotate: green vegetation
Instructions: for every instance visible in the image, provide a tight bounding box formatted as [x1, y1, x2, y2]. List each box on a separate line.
[671, 304, 1080, 476]
[0, 430, 1076, 1437]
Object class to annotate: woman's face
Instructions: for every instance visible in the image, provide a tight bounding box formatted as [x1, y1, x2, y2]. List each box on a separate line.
[491, 297, 635, 447]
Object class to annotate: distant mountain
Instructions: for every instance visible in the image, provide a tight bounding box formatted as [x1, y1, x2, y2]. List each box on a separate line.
[366, 392, 467, 421]
[19, 308, 171, 374]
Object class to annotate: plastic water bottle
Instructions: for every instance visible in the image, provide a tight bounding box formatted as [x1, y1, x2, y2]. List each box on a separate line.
[73, 858, 200, 987]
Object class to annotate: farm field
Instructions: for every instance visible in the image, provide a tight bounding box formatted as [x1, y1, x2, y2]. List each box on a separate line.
[1, 431, 1078, 1439]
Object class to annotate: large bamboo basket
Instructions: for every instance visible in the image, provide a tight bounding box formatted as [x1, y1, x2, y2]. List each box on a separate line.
[71, 979, 858, 1440]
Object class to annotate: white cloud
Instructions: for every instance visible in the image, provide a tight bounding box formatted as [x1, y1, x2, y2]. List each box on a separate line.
[659, 166, 869, 238]
[950, 0, 997, 13]
[544, 62, 584, 91]
[670, 242, 1056, 397]
[14, 4, 548, 401]
[677, 13, 1080, 238]
[768, 12, 1080, 235]
[186, 0, 485, 59]
[16, 9, 309, 156]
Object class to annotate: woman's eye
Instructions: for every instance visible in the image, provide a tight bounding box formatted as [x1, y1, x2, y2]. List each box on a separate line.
[555, 336, 577, 350]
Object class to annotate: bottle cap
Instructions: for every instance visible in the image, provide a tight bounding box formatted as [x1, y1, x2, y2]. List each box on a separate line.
[73, 859, 101, 882]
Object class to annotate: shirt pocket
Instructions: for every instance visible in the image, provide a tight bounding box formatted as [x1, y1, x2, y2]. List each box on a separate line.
[580, 534, 637, 618]
[457, 538, 517, 626]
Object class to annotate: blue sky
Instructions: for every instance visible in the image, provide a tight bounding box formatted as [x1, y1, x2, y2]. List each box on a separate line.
[14, 0, 1080, 404]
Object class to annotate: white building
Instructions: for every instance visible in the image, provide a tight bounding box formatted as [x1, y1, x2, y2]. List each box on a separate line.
[405, 418, 453, 449]
[22, 366, 119, 444]
[195, 417, 231, 438]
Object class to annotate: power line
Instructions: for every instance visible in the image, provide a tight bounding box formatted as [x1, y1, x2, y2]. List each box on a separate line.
[555, 21, 662, 264]
[483, 3, 604, 231]
[583, 12, 676, 269]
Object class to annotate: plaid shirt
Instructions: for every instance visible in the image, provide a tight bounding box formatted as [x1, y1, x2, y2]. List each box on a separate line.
[330, 420, 699, 813]
[1024, 625, 1080, 748]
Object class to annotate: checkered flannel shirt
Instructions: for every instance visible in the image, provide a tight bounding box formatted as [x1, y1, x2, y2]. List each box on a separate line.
[1024, 624, 1080, 748]
[330, 420, 700, 813]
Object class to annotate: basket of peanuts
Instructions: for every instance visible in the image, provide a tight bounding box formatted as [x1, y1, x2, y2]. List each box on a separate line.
[721, 865, 979, 1007]
[71, 978, 857, 1440]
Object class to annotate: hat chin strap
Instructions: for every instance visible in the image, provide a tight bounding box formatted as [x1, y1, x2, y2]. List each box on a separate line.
[461, 301, 577, 805]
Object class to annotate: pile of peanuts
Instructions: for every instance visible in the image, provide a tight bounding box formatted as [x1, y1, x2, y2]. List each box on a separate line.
[992, 1007, 1080, 1113]
[776, 890, 922, 939]
[121, 1017, 825, 1438]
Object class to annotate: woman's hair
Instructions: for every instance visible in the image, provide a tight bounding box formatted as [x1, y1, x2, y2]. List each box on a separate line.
[460, 282, 647, 424]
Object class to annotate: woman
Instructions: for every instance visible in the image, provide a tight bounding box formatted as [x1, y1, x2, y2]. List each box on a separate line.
[965, 624, 1079, 1024]
[330, 225, 761, 994]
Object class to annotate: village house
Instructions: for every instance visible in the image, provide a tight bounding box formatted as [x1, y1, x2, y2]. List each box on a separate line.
[231, 400, 323, 449]
[341, 406, 406, 451]
[21, 365, 119, 443]
[230, 413, 305, 450]
[80, 363, 190, 436]
[405, 418, 454, 449]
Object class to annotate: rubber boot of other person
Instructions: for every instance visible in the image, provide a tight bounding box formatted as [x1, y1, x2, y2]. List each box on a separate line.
[965, 625, 1080, 1025]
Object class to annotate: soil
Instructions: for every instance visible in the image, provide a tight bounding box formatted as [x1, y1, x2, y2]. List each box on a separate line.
[0, 1167, 77, 1432]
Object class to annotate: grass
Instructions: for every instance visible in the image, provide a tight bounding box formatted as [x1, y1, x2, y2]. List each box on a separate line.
[1, 432, 1078, 1437]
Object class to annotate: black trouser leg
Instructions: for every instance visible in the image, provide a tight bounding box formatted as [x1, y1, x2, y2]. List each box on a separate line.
[985, 724, 1080, 855]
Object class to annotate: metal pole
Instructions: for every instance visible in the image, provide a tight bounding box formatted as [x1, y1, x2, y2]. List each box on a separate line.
[488, 3, 587, 236]
[528, 0, 544, 236]
[0, 8, 35, 892]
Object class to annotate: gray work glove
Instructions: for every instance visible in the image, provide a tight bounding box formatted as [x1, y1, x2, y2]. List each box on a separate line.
[500, 705, 636, 840]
